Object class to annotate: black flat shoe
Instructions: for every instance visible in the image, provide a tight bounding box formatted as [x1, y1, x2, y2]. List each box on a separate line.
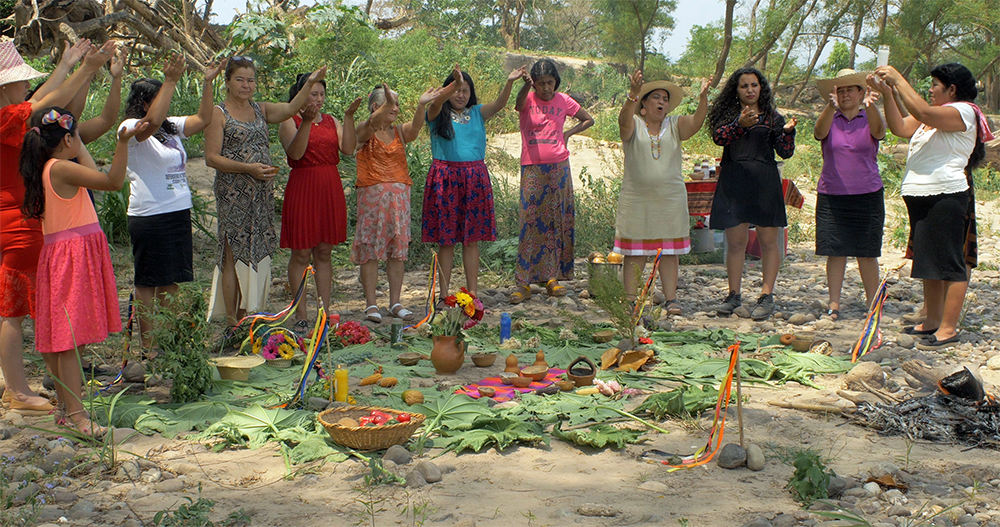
[915, 333, 961, 351]
[903, 325, 938, 335]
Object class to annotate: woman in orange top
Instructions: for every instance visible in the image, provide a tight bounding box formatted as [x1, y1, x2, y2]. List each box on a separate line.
[352, 83, 441, 323]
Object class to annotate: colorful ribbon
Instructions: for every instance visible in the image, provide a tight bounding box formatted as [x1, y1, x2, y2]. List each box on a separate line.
[631, 248, 663, 326]
[850, 276, 889, 363]
[233, 265, 313, 352]
[408, 252, 439, 330]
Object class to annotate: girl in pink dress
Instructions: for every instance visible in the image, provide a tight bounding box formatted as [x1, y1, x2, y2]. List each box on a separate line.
[20, 107, 146, 437]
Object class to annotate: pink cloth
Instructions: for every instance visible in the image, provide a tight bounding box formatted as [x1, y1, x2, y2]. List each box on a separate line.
[963, 102, 995, 143]
[518, 92, 581, 165]
[455, 369, 567, 402]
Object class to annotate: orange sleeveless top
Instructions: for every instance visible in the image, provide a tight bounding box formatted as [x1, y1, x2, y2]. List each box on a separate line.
[41, 159, 99, 235]
[355, 126, 411, 187]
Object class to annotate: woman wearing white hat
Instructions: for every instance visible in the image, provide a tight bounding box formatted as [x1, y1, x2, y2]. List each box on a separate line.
[813, 68, 886, 322]
[615, 70, 711, 314]
[0, 39, 117, 415]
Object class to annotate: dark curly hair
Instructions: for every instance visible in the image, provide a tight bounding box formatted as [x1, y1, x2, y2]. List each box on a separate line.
[20, 107, 79, 220]
[708, 67, 775, 130]
[125, 78, 177, 143]
[930, 62, 985, 176]
[430, 71, 477, 141]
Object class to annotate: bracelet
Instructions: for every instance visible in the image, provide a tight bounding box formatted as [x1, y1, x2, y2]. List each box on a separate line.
[626, 93, 639, 102]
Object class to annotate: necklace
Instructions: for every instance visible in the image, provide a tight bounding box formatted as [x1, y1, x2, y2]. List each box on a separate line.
[645, 120, 662, 159]
[451, 107, 471, 125]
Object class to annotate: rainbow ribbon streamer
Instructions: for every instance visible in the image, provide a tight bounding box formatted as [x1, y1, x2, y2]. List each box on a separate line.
[234, 265, 313, 352]
[631, 248, 664, 326]
[93, 293, 132, 393]
[655, 342, 740, 472]
[408, 252, 439, 330]
[850, 275, 890, 363]
[285, 306, 332, 407]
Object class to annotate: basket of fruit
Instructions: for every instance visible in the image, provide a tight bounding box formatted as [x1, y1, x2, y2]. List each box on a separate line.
[317, 406, 425, 451]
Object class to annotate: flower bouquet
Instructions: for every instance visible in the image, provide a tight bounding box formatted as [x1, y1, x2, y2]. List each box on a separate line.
[432, 288, 484, 341]
[255, 330, 304, 367]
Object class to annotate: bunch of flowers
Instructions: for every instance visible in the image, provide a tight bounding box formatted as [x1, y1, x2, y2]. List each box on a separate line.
[432, 288, 484, 339]
[334, 320, 372, 347]
[259, 331, 302, 360]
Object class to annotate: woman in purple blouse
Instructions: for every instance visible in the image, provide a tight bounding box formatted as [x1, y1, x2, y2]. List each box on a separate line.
[813, 69, 886, 321]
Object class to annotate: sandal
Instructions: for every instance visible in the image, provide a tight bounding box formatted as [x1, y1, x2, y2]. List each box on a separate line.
[66, 410, 107, 439]
[292, 319, 311, 336]
[390, 303, 415, 321]
[663, 299, 683, 316]
[545, 279, 567, 297]
[509, 284, 532, 304]
[826, 309, 840, 321]
[364, 305, 382, 324]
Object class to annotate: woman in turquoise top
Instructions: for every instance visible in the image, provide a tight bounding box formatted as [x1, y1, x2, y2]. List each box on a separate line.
[423, 64, 526, 298]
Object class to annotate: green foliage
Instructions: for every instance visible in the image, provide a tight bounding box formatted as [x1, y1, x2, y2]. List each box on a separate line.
[635, 385, 723, 419]
[194, 404, 316, 450]
[152, 485, 251, 527]
[440, 416, 547, 453]
[148, 285, 215, 403]
[586, 259, 634, 340]
[821, 41, 851, 77]
[552, 423, 645, 449]
[787, 449, 835, 505]
[412, 394, 493, 454]
[574, 166, 620, 255]
[95, 184, 130, 248]
[594, 0, 676, 68]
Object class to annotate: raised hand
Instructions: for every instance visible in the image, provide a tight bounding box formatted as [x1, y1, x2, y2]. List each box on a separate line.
[345, 96, 362, 117]
[163, 53, 186, 83]
[205, 58, 226, 82]
[308, 66, 328, 84]
[874, 65, 902, 88]
[61, 39, 92, 69]
[300, 101, 320, 122]
[83, 40, 117, 70]
[248, 163, 278, 181]
[628, 69, 643, 100]
[418, 86, 444, 105]
[738, 105, 757, 128]
[866, 73, 890, 95]
[381, 82, 397, 109]
[862, 88, 880, 107]
[699, 76, 712, 98]
[451, 63, 463, 87]
[507, 66, 526, 82]
[828, 85, 840, 110]
[118, 121, 149, 142]
[109, 48, 128, 79]
[783, 116, 798, 132]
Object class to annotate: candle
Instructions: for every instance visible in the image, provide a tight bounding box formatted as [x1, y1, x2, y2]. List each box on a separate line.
[877, 46, 890, 68]
[334, 364, 349, 402]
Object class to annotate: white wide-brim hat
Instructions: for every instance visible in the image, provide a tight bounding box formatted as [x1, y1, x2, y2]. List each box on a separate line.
[816, 68, 870, 96]
[634, 80, 685, 116]
[0, 41, 45, 87]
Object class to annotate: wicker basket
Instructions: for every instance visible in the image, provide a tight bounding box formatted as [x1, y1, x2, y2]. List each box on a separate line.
[209, 355, 265, 381]
[265, 358, 292, 368]
[317, 406, 425, 451]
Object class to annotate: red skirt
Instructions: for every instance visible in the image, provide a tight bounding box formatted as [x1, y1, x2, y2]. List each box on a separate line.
[0, 207, 42, 318]
[280, 165, 347, 250]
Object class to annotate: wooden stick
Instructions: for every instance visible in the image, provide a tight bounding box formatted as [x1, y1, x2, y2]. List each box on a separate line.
[768, 400, 850, 414]
[736, 349, 744, 448]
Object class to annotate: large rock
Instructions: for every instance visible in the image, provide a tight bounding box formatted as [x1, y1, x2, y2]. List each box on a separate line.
[844, 362, 885, 390]
[382, 445, 411, 465]
[716, 443, 746, 469]
[414, 461, 442, 483]
[122, 363, 146, 383]
[745, 444, 765, 471]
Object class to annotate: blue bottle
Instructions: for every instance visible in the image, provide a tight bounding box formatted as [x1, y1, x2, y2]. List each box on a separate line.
[500, 312, 511, 343]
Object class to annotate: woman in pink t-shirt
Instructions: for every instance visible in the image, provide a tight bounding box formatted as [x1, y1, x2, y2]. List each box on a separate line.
[510, 59, 593, 304]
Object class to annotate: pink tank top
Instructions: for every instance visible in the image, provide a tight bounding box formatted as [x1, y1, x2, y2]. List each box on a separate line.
[40, 158, 99, 235]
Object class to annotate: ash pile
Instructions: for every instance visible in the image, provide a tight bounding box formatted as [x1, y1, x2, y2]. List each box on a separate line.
[851, 367, 1000, 448]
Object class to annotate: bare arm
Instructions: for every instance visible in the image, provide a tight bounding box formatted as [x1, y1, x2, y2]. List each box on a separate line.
[355, 83, 397, 145]
[867, 74, 918, 138]
[78, 50, 125, 144]
[875, 66, 965, 133]
[426, 63, 462, 122]
[514, 79, 532, 112]
[134, 54, 185, 144]
[279, 103, 318, 161]
[50, 123, 148, 194]
[402, 88, 439, 143]
[30, 40, 90, 105]
[678, 77, 713, 141]
[183, 59, 225, 136]
[338, 97, 361, 154]
[563, 106, 594, 144]
[30, 41, 116, 114]
[618, 69, 644, 142]
[863, 89, 886, 140]
[813, 99, 837, 141]
[481, 67, 526, 121]
[260, 66, 328, 124]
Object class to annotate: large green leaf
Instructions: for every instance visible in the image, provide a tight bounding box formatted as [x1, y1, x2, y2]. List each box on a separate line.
[134, 401, 233, 438]
[412, 394, 492, 428]
[552, 423, 645, 449]
[497, 393, 625, 426]
[287, 436, 349, 464]
[440, 416, 546, 454]
[192, 404, 314, 449]
[635, 385, 723, 419]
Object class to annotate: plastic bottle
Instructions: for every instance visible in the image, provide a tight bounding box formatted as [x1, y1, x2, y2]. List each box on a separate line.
[500, 312, 511, 343]
[334, 364, 349, 402]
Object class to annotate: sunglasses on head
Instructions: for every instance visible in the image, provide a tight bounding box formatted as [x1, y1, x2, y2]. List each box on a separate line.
[230, 56, 254, 63]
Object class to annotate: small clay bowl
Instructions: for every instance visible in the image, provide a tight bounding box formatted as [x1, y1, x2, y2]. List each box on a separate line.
[471, 353, 497, 367]
[478, 386, 496, 398]
[790, 338, 812, 353]
[511, 376, 533, 388]
[592, 329, 615, 343]
[499, 372, 518, 385]
[520, 365, 548, 381]
[397, 352, 422, 366]
[556, 380, 576, 391]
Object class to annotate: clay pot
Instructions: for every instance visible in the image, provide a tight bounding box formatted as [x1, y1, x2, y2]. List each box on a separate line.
[504, 354, 520, 374]
[511, 376, 533, 388]
[566, 356, 597, 386]
[472, 353, 497, 367]
[499, 372, 518, 385]
[532, 350, 547, 369]
[592, 329, 615, 343]
[790, 338, 813, 353]
[521, 365, 548, 381]
[478, 386, 496, 398]
[430, 335, 466, 375]
[397, 352, 422, 366]
[556, 380, 576, 391]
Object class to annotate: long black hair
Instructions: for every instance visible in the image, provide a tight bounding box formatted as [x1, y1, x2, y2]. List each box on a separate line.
[430, 71, 477, 140]
[930, 63, 985, 176]
[530, 59, 561, 90]
[708, 67, 775, 130]
[125, 78, 177, 142]
[20, 106, 78, 220]
[288, 73, 327, 102]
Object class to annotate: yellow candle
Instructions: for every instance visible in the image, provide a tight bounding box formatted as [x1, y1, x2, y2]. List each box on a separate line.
[334, 364, 349, 402]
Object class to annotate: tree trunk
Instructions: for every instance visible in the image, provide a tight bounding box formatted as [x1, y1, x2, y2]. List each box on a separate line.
[788, 0, 852, 104]
[742, 0, 810, 69]
[711, 0, 737, 88]
[773, 0, 819, 89]
[877, 0, 888, 41]
[847, 0, 868, 69]
[748, 0, 763, 63]
[500, 0, 526, 50]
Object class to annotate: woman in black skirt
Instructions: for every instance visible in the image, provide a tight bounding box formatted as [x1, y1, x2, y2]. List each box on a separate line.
[870, 63, 994, 350]
[813, 69, 886, 320]
[707, 68, 797, 321]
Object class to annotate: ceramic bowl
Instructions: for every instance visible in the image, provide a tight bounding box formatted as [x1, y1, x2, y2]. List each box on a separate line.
[556, 380, 576, 391]
[790, 338, 813, 353]
[520, 365, 548, 381]
[499, 372, 518, 385]
[690, 171, 707, 180]
[511, 376, 533, 388]
[592, 329, 615, 343]
[397, 352, 422, 366]
[471, 353, 497, 367]
[478, 386, 496, 398]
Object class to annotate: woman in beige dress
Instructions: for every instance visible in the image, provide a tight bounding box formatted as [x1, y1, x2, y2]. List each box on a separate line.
[615, 70, 711, 314]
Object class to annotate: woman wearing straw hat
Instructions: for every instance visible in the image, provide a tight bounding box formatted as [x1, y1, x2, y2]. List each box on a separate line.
[813, 68, 886, 321]
[615, 70, 711, 314]
[1, 39, 117, 416]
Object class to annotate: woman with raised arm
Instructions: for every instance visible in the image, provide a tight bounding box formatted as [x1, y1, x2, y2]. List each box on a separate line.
[278, 75, 361, 333]
[707, 67, 797, 321]
[204, 57, 327, 326]
[616, 70, 712, 315]
[122, 54, 224, 352]
[870, 63, 993, 350]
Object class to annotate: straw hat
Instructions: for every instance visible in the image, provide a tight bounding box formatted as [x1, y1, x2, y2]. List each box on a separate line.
[634, 80, 685, 116]
[816, 68, 869, 96]
[0, 41, 45, 87]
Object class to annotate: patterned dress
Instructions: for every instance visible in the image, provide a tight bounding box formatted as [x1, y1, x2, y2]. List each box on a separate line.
[207, 101, 276, 318]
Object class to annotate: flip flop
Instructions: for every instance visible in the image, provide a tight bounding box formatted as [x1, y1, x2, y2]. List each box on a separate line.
[904, 325, 939, 336]
[915, 333, 961, 351]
